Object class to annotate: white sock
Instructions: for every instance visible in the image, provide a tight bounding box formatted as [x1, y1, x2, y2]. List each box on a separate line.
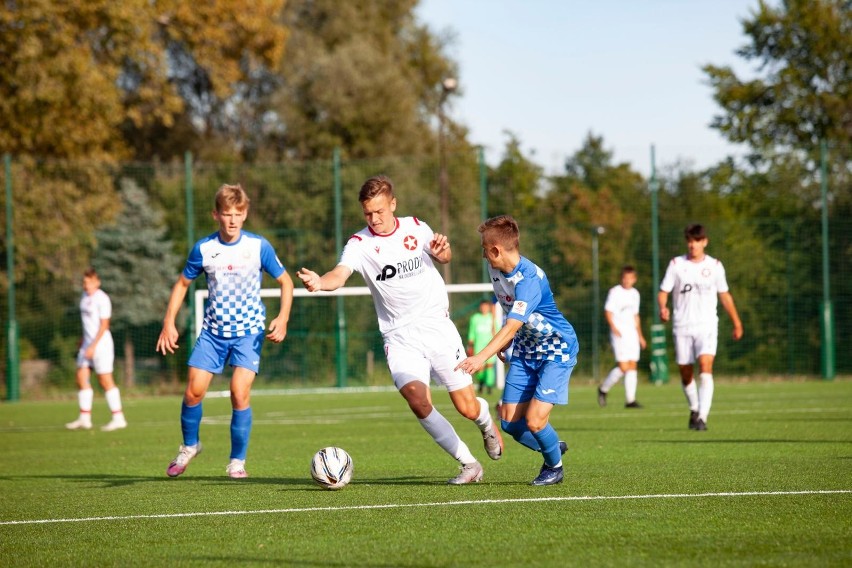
[682, 380, 699, 411]
[105, 387, 123, 414]
[473, 397, 493, 431]
[418, 408, 476, 465]
[78, 388, 94, 416]
[601, 367, 624, 393]
[624, 370, 638, 403]
[698, 373, 714, 421]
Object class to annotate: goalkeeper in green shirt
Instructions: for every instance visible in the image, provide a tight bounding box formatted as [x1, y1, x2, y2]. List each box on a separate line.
[467, 299, 498, 395]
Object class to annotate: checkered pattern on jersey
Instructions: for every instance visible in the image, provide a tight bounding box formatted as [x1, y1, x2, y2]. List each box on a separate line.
[514, 313, 571, 362]
[204, 272, 265, 338]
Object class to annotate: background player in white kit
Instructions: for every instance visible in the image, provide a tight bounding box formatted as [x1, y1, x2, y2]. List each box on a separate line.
[66, 267, 127, 432]
[297, 175, 503, 485]
[598, 265, 646, 409]
[658, 224, 743, 431]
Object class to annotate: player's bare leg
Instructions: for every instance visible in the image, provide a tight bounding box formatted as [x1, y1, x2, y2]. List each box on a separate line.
[448, 385, 502, 460]
[400, 382, 481, 482]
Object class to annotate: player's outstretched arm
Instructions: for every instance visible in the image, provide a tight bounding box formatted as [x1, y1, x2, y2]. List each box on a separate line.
[296, 265, 352, 292]
[156, 275, 192, 355]
[456, 319, 523, 374]
[428, 233, 452, 264]
[267, 271, 294, 343]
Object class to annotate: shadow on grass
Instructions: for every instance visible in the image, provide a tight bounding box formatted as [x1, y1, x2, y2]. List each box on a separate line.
[1, 473, 525, 488]
[192, 557, 435, 568]
[640, 439, 847, 444]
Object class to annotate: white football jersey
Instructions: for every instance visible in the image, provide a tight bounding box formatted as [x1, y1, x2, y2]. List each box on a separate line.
[604, 285, 640, 337]
[339, 216, 449, 334]
[659, 254, 730, 334]
[80, 289, 112, 347]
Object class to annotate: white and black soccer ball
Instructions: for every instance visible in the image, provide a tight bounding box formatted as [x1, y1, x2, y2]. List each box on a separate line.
[310, 446, 353, 490]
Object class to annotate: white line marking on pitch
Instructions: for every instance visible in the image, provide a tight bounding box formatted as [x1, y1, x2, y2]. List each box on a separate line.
[1, 490, 849, 526]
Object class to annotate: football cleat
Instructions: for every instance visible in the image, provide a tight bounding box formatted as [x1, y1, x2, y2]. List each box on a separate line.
[65, 417, 92, 430]
[531, 465, 564, 486]
[482, 423, 504, 460]
[695, 419, 708, 431]
[166, 442, 202, 478]
[226, 458, 248, 479]
[624, 401, 643, 409]
[101, 416, 128, 432]
[597, 387, 607, 407]
[689, 410, 700, 430]
[447, 461, 484, 485]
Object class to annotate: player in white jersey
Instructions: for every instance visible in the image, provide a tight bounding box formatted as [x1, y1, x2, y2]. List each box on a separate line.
[658, 224, 743, 431]
[297, 175, 503, 485]
[157, 184, 294, 479]
[456, 215, 579, 486]
[66, 268, 128, 432]
[598, 265, 647, 409]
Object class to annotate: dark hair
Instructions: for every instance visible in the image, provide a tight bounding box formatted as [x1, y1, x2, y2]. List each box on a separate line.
[478, 215, 520, 251]
[359, 175, 395, 203]
[83, 267, 98, 278]
[621, 265, 636, 275]
[684, 224, 707, 241]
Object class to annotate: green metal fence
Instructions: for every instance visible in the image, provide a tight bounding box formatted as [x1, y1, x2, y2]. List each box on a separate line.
[2, 151, 849, 399]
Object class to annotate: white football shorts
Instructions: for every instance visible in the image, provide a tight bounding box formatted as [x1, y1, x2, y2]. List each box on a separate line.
[673, 329, 718, 365]
[384, 317, 472, 392]
[610, 330, 641, 363]
[76, 333, 115, 375]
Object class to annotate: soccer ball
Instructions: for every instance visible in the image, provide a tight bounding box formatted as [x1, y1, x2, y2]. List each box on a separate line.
[310, 446, 353, 490]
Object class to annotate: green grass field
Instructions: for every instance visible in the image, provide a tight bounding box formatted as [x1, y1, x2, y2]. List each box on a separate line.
[1, 380, 850, 567]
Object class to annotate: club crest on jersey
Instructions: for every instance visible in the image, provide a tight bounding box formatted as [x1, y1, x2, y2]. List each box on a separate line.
[511, 300, 527, 316]
[702, 268, 711, 277]
[403, 235, 417, 250]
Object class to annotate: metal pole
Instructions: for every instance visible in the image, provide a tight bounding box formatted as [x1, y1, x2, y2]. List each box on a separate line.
[649, 145, 669, 384]
[333, 148, 348, 387]
[819, 139, 835, 380]
[592, 226, 604, 382]
[438, 78, 456, 285]
[478, 146, 488, 284]
[5, 154, 19, 401]
[185, 151, 196, 340]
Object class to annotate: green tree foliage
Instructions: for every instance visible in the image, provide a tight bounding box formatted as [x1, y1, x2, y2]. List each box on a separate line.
[703, 0, 851, 155]
[92, 178, 181, 385]
[0, 0, 287, 160]
[269, 0, 456, 161]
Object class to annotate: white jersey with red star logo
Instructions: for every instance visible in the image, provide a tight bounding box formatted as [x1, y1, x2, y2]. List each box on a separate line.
[659, 254, 730, 334]
[339, 216, 449, 334]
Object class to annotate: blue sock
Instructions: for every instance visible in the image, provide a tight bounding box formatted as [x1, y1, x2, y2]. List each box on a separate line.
[501, 419, 541, 451]
[181, 401, 202, 446]
[531, 424, 561, 467]
[230, 407, 253, 460]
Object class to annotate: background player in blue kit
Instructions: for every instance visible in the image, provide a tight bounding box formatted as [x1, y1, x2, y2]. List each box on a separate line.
[156, 183, 294, 479]
[456, 215, 579, 486]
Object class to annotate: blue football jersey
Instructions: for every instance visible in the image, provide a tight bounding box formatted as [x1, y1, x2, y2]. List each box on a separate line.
[183, 230, 285, 338]
[489, 257, 579, 362]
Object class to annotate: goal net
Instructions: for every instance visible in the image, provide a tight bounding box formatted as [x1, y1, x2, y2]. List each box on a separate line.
[194, 283, 505, 388]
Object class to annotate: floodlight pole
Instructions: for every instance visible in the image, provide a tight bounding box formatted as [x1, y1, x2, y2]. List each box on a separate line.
[438, 77, 457, 284]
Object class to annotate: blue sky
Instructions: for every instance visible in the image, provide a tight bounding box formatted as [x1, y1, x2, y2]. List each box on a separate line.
[415, 0, 762, 176]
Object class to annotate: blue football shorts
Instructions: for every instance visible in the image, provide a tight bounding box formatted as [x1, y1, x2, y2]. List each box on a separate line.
[188, 328, 265, 374]
[502, 356, 577, 405]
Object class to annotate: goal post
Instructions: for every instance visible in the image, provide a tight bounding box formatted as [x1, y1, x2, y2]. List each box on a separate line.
[193, 283, 505, 388]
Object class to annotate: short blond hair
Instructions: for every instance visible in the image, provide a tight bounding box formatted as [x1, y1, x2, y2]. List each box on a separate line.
[478, 215, 520, 251]
[215, 183, 250, 212]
